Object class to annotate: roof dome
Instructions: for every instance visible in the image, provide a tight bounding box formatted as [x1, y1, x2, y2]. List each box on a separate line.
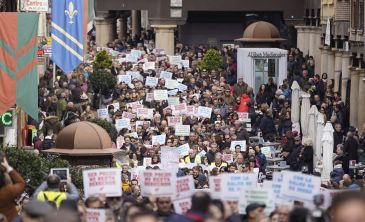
[44, 121, 119, 156]
[236, 21, 285, 42]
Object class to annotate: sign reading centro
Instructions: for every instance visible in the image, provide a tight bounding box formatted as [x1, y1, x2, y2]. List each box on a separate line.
[0, 110, 13, 127]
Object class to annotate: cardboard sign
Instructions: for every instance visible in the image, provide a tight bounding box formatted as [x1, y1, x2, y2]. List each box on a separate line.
[161, 147, 180, 169]
[281, 171, 321, 202]
[167, 116, 183, 126]
[230, 141, 246, 151]
[222, 154, 233, 163]
[152, 134, 166, 145]
[154, 90, 168, 101]
[220, 173, 257, 201]
[165, 79, 179, 89]
[83, 168, 122, 198]
[173, 198, 192, 215]
[122, 112, 136, 119]
[136, 108, 153, 119]
[143, 157, 153, 167]
[177, 143, 190, 156]
[198, 106, 212, 118]
[168, 97, 180, 106]
[140, 170, 176, 197]
[118, 74, 132, 84]
[97, 108, 108, 119]
[86, 209, 106, 222]
[146, 93, 154, 102]
[143, 62, 156, 71]
[145, 76, 159, 87]
[115, 118, 131, 130]
[175, 125, 191, 136]
[160, 71, 173, 79]
[174, 175, 195, 200]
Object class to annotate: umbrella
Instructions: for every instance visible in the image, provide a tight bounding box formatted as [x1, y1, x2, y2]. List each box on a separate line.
[300, 92, 311, 138]
[291, 81, 301, 133]
[321, 122, 334, 180]
[315, 113, 325, 164]
[307, 105, 318, 163]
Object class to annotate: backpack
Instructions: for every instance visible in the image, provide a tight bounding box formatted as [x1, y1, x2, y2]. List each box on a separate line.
[42, 192, 62, 208]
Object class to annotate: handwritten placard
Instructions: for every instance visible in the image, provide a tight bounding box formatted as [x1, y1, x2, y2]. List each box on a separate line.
[160, 71, 173, 79]
[152, 134, 166, 145]
[145, 76, 159, 87]
[97, 108, 108, 119]
[172, 103, 187, 115]
[169, 55, 182, 65]
[136, 108, 153, 119]
[175, 125, 190, 136]
[168, 97, 180, 106]
[122, 112, 136, 119]
[83, 168, 122, 198]
[167, 116, 183, 126]
[153, 90, 168, 101]
[177, 143, 190, 156]
[115, 118, 131, 130]
[198, 106, 212, 118]
[165, 79, 179, 89]
[118, 74, 132, 84]
[143, 62, 155, 71]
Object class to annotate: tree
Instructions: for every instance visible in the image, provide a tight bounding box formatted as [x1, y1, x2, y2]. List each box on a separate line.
[89, 118, 118, 142]
[93, 50, 113, 70]
[200, 49, 223, 71]
[89, 69, 117, 94]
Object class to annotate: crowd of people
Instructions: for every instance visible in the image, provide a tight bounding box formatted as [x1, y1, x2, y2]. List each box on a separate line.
[0, 27, 365, 222]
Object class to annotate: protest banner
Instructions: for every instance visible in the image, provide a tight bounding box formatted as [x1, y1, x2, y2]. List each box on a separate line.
[86, 209, 106, 222]
[165, 79, 179, 89]
[122, 112, 136, 119]
[168, 97, 180, 106]
[209, 175, 222, 199]
[177, 143, 190, 156]
[152, 134, 166, 145]
[143, 157, 153, 167]
[172, 103, 187, 115]
[161, 147, 180, 170]
[167, 116, 183, 126]
[175, 125, 191, 136]
[118, 74, 132, 84]
[115, 118, 131, 130]
[169, 55, 182, 65]
[160, 71, 173, 79]
[146, 93, 154, 102]
[280, 171, 321, 202]
[230, 140, 246, 151]
[136, 108, 153, 119]
[177, 83, 188, 92]
[198, 106, 212, 118]
[140, 170, 176, 197]
[143, 62, 156, 71]
[222, 154, 233, 163]
[97, 108, 108, 119]
[239, 188, 275, 215]
[145, 76, 159, 87]
[153, 90, 168, 101]
[174, 175, 195, 200]
[173, 198, 192, 215]
[83, 168, 122, 198]
[220, 173, 257, 201]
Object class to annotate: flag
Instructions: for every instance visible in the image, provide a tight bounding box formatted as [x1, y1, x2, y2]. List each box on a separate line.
[0, 13, 39, 120]
[52, 0, 94, 74]
[325, 18, 331, 46]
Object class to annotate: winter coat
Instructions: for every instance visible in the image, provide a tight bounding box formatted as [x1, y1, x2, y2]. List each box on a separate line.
[237, 94, 251, 113]
[330, 165, 344, 184]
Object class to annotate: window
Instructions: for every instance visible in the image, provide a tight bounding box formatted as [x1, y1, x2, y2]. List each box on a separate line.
[360, 0, 364, 30]
[352, 0, 365, 30]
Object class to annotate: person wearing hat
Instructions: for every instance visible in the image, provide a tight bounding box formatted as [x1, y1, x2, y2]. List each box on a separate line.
[244, 203, 266, 222]
[12, 200, 53, 222]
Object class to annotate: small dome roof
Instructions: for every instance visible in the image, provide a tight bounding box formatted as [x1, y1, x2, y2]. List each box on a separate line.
[236, 21, 285, 42]
[44, 122, 119, 156]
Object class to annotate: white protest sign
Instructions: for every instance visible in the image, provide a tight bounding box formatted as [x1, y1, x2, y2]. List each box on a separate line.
[154, 90, 168, 101]
[167, 89, 179, 96]
[222, 154, 233, 163]
[173, 198, 192, 215]
[127, 101, 143, 110]
[177, 83, 188, 92]
[145, 76, 159, 87]
[319, 187, 343, 210]
[237, 112, 250, 122]
[198, 106, 212, 118]
[186, 106, 197, 116]
[239, 188, 275, 215]
[281, 171, 321, 202]
[122, 112, 136, 119]
[209, 176, 222, 199]
[115, 118, 131, 130]
[175, 125, 191, 136]
[160, 71, 173, 79]
[168, 97, 180, 106]
[230, 141, 246, 151]
[83, 168, 122, 198]
[169, 55, 182, 65]
[143, 62, 155, 71]
[177, 143, 190, 156]
[126, 54, 138, 62]
[97, 108, 108, 119]
[127, 71, 143, 81]
[199, 150, 207, 157]
[146, 93, 154, 102]
[118, 74, 132, 84]
[108, 103, 120, 112]
[152, 134, 166, 145]
[140, 170, 176, 197]
[143, 157, 153, 167]
[220, 173, 257, 201]
[86, 209, 106, 222]
[165, 79, 179, 89]
[261, 146, 274, 159]
[181, 60, 190, 68]
[137, 108, 153, 119]
[161, 147, 180, 170]
[131, 49, 142, 59]
[172, 103, 187, 115]
[175, 176, 195, 200]
[127, 132, 138, 138]
[167, 116, 183, 126]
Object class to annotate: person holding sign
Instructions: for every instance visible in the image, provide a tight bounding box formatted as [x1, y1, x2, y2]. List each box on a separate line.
[183, 149, 201, 164]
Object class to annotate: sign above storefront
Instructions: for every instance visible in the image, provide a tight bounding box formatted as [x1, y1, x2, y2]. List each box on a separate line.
[21, 0, 49, 12]
[248, 52, 287, 58]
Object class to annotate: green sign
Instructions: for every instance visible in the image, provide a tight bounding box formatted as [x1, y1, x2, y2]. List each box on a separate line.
[0, 110, 13, 127]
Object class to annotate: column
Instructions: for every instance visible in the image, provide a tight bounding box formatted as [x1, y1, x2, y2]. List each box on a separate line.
[320, 46, 328, 75]
[341, 52, 351, 102]
[327, 49, 335, 81]
[295, 26, 306, 53]
[350, 68, 359, 127]
[334, 51, 343, 92]
[131, 10, 141, 37]
[152, 25, 176, 56]
[313, 27, 322, 75]
[358, 69, 365, 128]
[303, 27, 311, 55]
[141, 10, 149, 30]
[309, 27, 315, 56]
[118, 15, 127, 41]
[95, 17, 114, 47]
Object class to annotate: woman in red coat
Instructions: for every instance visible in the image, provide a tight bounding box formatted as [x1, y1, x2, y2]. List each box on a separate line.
[237, 93, 251, 112]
